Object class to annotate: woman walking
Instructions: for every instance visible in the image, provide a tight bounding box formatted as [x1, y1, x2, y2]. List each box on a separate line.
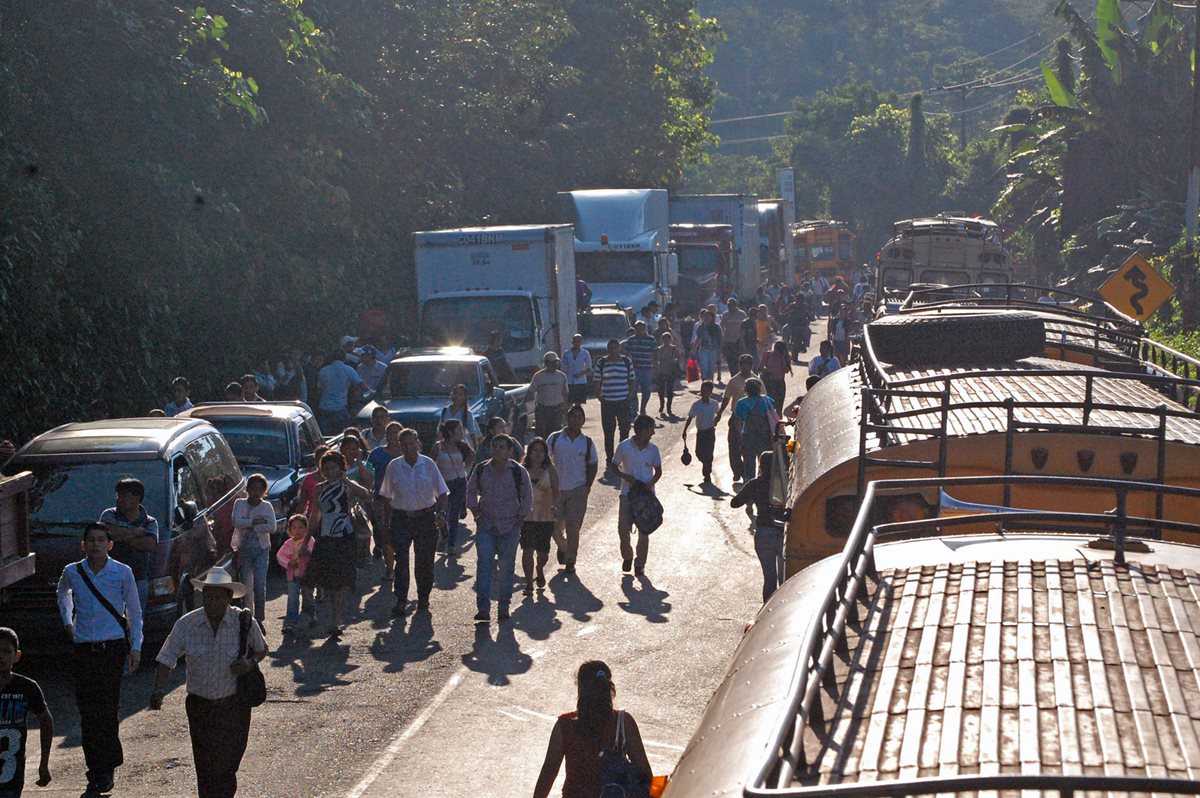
[430, 419, 474, 556]
[532, 661, 652, 798]
[520, 438, 559, 596]
[760, 340, 793, 410]
[654, 331, 680, 418]
[733, 378, 778, 483]
[305, 451, 372, 636]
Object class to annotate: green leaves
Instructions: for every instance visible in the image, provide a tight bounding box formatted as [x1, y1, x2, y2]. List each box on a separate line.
[1040, 61, 1078, 107]
[1095, 0, 1124, 83]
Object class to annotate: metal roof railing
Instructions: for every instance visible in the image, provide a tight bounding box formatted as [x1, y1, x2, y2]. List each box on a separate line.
[748, 474, 1200, 798]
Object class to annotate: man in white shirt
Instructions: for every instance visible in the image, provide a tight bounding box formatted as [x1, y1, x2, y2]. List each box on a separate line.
[151, 567, 266, 798]
[379, 428, 448, 617]
[560, 334, 592, 406]
[529, 352, 570, 439]
[547, 406, 598, 573]
[57, 524, 142, 796]
[612, 414, 662, 577]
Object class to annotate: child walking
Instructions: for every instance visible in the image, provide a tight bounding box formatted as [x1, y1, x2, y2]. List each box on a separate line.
[682, 380, 719, 484]
[276, 514, 316, 634]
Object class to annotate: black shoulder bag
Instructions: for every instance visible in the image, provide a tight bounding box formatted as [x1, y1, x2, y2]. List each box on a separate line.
[236, 609, 267, 708]
[74, 562, 131, 646]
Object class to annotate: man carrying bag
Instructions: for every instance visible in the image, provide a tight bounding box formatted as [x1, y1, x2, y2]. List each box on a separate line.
[151, 567, 267, 798]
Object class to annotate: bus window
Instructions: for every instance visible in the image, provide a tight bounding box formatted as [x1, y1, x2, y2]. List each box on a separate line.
[880, 268, 912, 290]
[812, 245, 835, 260]
[979, 272, 1009, 298]
[839, 243, 853, 260]
[920, 269, 969, 285]
[825, 495, 858, 538]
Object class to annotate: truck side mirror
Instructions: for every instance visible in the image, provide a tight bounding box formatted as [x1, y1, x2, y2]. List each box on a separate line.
[541, 322, 558, 345]
[667, 253, 679, 287]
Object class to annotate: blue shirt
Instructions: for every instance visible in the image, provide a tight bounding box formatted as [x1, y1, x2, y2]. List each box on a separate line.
[164, 399, 193, 417]
[99, 506, 159, 581]
[57, 557, 144, 650]
[367, 446, 399, 498]
[318, 361, 365, 411]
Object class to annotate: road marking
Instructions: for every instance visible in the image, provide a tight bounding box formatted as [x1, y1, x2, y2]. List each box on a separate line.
[496, 708, 528, 722]
[643, 739, 686, 751]
[344, 666, 467, 798]
[514, 705, 557, 721]
[576, 625, 597, 636]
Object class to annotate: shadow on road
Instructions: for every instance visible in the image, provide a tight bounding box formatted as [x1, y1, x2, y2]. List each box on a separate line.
[434, 549, 472, 591]
[686, 481, 728, 499]
[617, 574, 671, 623]
[267, 634, 358, 696]
[462, 623, 531, 686]
[513, 591, 563, 641]
[546, 572, 603, 622]
[367, 611, 443, 674]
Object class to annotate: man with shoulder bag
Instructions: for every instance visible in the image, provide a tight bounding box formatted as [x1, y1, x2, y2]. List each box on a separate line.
[151, 567, 267, 798]
[56, 523, 142, 796]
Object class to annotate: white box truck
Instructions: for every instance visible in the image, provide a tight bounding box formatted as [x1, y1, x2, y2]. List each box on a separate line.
[557, 189, 676, 314]
[414, 225, 577, 378]
[669, 194, 762, 302]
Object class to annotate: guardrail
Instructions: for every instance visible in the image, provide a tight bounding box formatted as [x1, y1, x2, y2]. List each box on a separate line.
[748, 474, 1200, 797]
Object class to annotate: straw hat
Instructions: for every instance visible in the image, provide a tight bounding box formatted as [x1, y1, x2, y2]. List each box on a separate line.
[190, 566, 248, 599]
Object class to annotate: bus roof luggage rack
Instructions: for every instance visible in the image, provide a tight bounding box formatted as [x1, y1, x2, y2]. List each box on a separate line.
[748, 475, 1200, 798]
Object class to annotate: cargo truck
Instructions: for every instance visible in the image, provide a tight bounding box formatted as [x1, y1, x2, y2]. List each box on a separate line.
[556, 189, 676, 315]
[669, 193, 761, 302]
[414, 225, 577, 378]
[668, 223, 733, 314]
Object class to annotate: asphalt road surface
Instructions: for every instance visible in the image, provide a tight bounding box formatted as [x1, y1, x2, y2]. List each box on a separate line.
[19, 342, 817, 798]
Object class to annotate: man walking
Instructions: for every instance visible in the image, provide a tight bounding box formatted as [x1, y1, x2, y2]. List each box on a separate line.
[466, 435, 532, 622]
[622, 321, 657, 415]
[151, 567, 267, 798]
[612, 415, 662, 576]
[547, 405, 598, 573]
[379, 428, 448, 617]
[720, 298, 747, 381]
[560, 334, 592, 405]
[594, 339, 635, 472]
[529, 352, 569, 439]
[57, 523, 142, 796]
[715, 354, 756, 482]
[99, 477, 159, 613]
[317, 349, 367, 434]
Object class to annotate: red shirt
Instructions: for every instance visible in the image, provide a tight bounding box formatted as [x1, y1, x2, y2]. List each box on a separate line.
[559, 709, 627, 798]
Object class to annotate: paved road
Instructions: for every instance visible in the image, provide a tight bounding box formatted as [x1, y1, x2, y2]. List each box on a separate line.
[20, 346, 816, 797]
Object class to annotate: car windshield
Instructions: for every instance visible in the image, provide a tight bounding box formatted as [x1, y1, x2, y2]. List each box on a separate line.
[421, 296, 535, 353]
[387, 362, 480, 398]
[575, 251, 655, 284]
[203, 418, 291, 467]
[578, 313, 630, 340]
[23, 460, 167, 537]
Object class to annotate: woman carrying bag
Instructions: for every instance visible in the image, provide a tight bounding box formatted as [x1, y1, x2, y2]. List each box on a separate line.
[532, 660, 653, 798]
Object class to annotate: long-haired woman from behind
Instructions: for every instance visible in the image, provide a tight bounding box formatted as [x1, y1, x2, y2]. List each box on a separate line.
[533, 660, 651, 798]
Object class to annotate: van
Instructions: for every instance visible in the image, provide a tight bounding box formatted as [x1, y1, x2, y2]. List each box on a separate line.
[0, 418, 245, 642]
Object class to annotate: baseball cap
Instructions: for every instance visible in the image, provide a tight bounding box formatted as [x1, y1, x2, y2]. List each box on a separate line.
[340, 335, 358, 348]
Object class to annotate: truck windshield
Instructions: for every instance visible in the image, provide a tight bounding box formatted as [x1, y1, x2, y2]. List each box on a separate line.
[675, 247, 720, 274]
[578, 313, 630, 340]
[387, 362, 480, 398]
[421, 296, 535, 353]
[24, 460, 167, 536]
[576, 251, 655, 284]
[202, 419, 291, 467]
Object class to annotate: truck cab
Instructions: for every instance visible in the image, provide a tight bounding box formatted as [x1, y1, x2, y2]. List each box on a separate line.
[355, 347, 532, 450]
[669, 223, 733, 314]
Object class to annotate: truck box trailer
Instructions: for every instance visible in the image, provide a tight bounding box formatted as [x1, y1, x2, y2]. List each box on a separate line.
[414, 225, 577, 378]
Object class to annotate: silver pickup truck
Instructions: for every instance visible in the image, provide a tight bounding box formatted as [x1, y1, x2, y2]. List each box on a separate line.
[355, 347, 531, 450]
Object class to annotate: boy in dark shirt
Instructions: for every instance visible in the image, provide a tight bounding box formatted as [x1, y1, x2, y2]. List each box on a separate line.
[730, 453, 785, 602]
[0, 627, 53, 796]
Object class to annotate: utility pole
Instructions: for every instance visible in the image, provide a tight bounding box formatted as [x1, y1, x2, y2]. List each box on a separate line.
[959, 85, 969, 150]
[1185, 0, 1200, 327]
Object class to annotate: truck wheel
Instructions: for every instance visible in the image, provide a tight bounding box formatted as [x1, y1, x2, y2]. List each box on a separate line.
[866, 311, 1045, 366]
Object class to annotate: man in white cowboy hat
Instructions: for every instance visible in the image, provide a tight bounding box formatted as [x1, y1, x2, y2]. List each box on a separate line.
[150, 567, 266, 798]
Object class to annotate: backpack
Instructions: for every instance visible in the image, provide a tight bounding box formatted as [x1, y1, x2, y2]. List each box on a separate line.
[627, 481, 664, 535]
[471, 458, 523, 501]
[743, 397, 774, 441]
[598, 710, 650, 797]
[547, 430, 594, 466]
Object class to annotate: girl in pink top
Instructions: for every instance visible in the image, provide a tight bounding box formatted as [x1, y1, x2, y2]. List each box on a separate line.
[276, 514, 316, 634]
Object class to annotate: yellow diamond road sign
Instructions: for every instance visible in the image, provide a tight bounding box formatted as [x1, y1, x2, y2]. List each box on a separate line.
[1098, 253, 1174, 322]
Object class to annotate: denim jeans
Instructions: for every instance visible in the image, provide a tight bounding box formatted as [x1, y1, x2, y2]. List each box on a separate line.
[754, 525, 785, 602]
[238, 540, 270, 624]
[444, 477, 467, 550]
[697, 349, 717, 381]
[474, 525, 520, 612]
[634, 367, 655, 413]
[285, 579, 314, 625]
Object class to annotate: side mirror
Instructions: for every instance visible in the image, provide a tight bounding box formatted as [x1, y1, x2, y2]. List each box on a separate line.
[667, 252, 679, 287]
[300, 453, 316, 468]
[492, 387, 506, 400]
[540, 322, 558, 345]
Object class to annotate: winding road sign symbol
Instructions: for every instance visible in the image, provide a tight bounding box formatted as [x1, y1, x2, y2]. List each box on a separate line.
[1099, 254, 1174, 322]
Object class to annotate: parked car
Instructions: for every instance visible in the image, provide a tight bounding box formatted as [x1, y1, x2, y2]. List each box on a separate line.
[179, 401, 323, 547]
[356, 347, 531, 450]
[578, 303, 634, 367]
[0, 418, 245, 642]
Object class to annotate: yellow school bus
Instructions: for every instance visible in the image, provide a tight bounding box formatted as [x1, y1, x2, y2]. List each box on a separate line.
[878, 214, 1014, 298]
[793, 221, 856, 283]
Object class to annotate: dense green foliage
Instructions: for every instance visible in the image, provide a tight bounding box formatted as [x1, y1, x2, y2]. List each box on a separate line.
[0, 0, 718, 440]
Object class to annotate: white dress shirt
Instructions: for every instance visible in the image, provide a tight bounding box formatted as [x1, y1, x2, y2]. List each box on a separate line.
[547, 430, 598, 491]
[561, 347, 592, 386]
[380, 454, 449, 511]
[57, 557, 144, 650]
[157, 607, 267, 700]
